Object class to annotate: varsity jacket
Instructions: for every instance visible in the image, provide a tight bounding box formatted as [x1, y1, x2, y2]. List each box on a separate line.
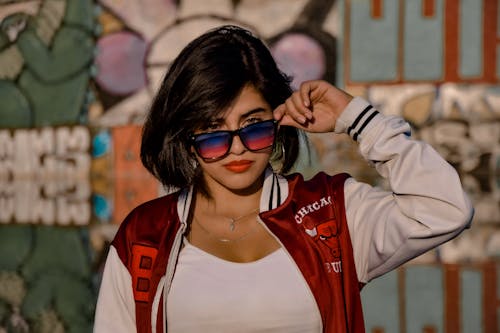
[94, 97, 474, 333]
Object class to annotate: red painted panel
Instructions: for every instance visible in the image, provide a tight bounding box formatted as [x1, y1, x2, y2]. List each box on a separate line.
[112, 125, 158, 224]
[371, 0, 383, 19]
[483, 262, 498, 333]
[445, 264, 460, 333]
[423, 325, 437, 333]
[422, 0, 435, 18]
[444, 0, 459, 81]
[483, 0, 498, 82]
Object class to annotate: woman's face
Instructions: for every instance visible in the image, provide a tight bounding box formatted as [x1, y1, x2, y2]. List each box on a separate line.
[192, 84, 275, 196]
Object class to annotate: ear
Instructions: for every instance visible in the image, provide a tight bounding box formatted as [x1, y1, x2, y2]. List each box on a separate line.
[190, 146, 198, 160]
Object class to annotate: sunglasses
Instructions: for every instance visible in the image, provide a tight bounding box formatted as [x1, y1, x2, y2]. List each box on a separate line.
[190, 119, 277, 160]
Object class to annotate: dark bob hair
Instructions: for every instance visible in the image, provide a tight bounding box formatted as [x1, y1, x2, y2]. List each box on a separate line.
[141, 25, 305, 190]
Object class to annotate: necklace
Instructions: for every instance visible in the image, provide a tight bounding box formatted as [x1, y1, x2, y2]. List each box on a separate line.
[193, 215, 260, 243]
[225, 208, 260, 231]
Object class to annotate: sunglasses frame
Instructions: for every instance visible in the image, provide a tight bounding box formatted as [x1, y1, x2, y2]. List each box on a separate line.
[190, 119, 278, 161]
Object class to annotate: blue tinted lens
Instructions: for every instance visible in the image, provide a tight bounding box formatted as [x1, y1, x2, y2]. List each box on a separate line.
[193, 131, 231, 159]
[239, 121, 276, 151]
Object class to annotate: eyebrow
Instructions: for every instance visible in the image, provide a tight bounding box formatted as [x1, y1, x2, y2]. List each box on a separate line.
[241, 107, 268, 118]
[210, 107, 269, 123]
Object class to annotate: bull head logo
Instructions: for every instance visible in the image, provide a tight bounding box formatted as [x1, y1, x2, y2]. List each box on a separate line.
[305, 219, 340, 259]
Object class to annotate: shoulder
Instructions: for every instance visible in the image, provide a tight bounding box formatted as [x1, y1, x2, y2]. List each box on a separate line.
[111, 191, 182, 252]
[285, 171, 351, 192]
[124, 191, 180, 226]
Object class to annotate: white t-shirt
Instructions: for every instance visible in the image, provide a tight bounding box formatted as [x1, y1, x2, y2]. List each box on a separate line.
[166, 238, 322, 332]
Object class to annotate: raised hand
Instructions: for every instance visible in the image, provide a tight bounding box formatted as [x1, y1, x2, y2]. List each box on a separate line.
[273, 80, 353, 133]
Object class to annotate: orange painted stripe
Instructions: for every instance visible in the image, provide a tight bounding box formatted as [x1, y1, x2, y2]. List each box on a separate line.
[112, 125, 158, 224]
[482, 0, 498, 82]
[422, 0, 435, 18]
[423, 325, 437, 333]
[482, 262, 498, 333]
[399, 267, 406, 333]
[444, 0, 459, 81]
[397, 0, 404, 83]
[444, 264, 460, 333]
[371, 0, 383, 19]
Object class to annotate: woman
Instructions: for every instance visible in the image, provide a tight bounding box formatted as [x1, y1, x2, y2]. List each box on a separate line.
[94, 25, 473, 333]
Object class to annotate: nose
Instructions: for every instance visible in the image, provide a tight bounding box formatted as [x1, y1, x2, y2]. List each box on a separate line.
[229, 134, 246, 155]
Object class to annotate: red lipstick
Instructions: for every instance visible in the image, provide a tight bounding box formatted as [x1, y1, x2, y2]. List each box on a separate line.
[223, 160, 253, 173]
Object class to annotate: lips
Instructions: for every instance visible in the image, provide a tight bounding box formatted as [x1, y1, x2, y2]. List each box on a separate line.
[223, 160, 253, 173]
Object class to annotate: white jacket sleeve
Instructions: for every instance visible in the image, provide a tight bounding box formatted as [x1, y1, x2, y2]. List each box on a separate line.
[335, 97, 474, 283]
[94, 246, 137, 332]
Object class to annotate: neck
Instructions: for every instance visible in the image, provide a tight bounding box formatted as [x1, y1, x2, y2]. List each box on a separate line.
[196, 175, 264, 217]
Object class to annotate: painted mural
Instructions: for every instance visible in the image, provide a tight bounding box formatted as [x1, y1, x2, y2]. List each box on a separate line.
[0, 0, 499, 331]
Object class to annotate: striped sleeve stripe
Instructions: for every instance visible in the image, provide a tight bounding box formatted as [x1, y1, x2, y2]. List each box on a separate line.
[352, 110, 379, 141]
[347, 105, 373, 136]
[347, 105, 379, 142]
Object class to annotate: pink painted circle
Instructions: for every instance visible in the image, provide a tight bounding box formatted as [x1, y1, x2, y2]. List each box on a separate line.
[271, 33, 326, 90]
[95, 31, 148, 95]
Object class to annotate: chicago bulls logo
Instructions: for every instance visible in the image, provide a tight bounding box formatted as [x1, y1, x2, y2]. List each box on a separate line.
[304, 218, 343, 274]
[304, 219, 341, 259]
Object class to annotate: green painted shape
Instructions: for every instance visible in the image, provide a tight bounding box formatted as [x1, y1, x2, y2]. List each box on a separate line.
[65, 0, 95, 31]
[0, 30, 8, 48]
[461, 269, 482, 333]
[15, 18, 94, 126]
[0, 81, 32, 128]
[22, 271, 95, 333]
[17, 27, 93, 81]
[349, 0, 399, 82]
[403, 0, 444, 80]
[361, 270, 400, 333]
[405, 266, 444, 333]
[0, 300, 7, 322]
[459, 0, 483, 78]
[19, 70, 90, 126]
[0, 225, 33, 270]
[21, 227, 91, 282]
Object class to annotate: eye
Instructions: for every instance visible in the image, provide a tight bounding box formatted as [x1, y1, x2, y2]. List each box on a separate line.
[206, 122, 220, 130]
[243, 117, 264, 126]
[197, 121, 222, 132]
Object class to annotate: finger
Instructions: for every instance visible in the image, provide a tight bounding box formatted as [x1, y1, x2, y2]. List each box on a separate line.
[273, 104, 286, 121]
[290, 92, 313, 120]
[278, 113, 306, 129]
[274, 101, 303, 126]
[285, 98, 307, 124]
[300, 81, 312, 107]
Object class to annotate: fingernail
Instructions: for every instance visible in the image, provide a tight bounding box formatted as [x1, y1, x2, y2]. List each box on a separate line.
[299, 116, 307, 124]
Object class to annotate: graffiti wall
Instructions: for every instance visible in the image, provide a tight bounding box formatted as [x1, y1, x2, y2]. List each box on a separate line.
[0, 0, 498, 331]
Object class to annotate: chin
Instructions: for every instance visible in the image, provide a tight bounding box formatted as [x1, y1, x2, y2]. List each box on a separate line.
[223, 171, 266, 194]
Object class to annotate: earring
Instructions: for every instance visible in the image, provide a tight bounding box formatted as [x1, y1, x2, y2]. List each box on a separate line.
[191, 157, 199, 168]
[270, 142, 285, 173]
